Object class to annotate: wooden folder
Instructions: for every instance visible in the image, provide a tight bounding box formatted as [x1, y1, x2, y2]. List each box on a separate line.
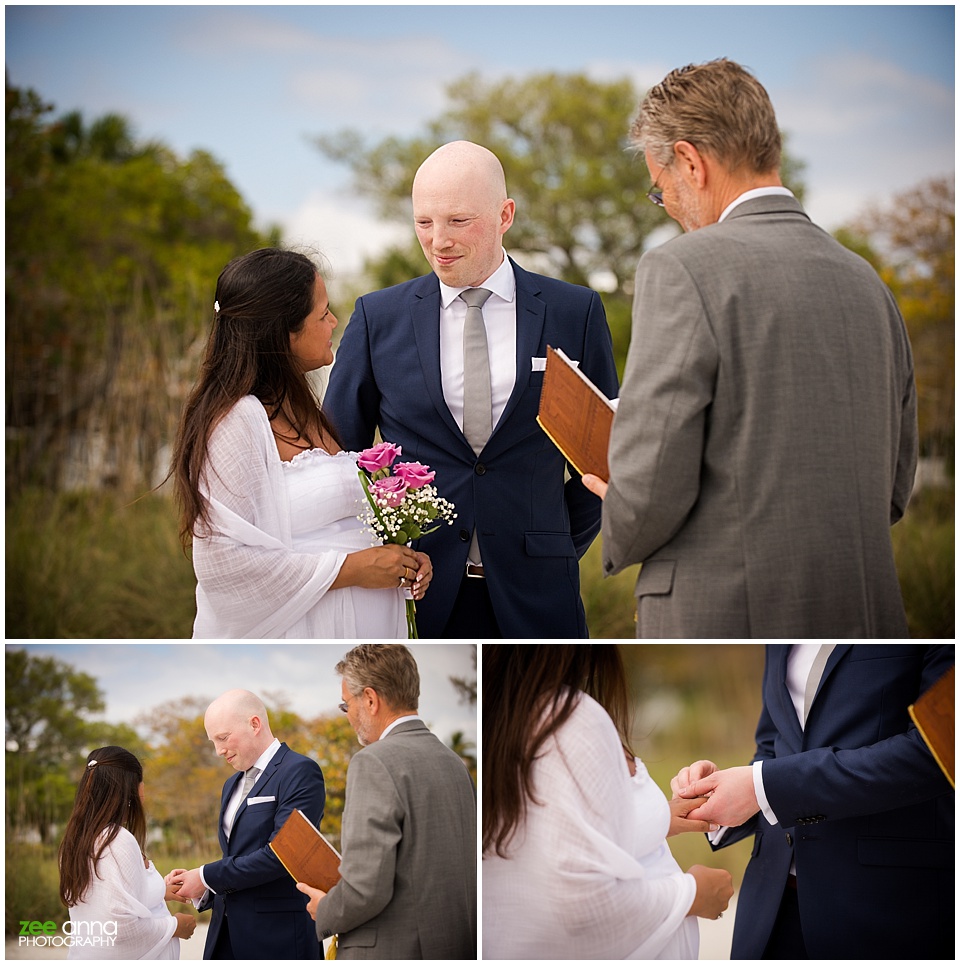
[908, 664, 955, 787]
[269, 808, 342, 892]
[536, 345, 616, 481]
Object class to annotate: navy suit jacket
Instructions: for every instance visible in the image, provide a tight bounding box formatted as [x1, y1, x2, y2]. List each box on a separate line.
[324, 259, 618, 638]
[201, 743, 325, 959]
[715, 644, 954, 959]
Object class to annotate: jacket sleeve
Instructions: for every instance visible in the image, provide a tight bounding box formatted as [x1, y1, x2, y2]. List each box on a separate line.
[324, 296, 382, 452]
[602, 248, 717, 573]
[565, 289, 620, 558]
[889, 289, 919, 524]
[313, 750, 402, 938]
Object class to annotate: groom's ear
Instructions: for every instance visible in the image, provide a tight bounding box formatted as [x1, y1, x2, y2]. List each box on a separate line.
[362, 687, 381, 715]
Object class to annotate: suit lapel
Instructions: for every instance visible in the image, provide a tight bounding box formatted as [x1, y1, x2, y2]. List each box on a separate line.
[411, 279, 473, 453]
[771, 644, 803, 745]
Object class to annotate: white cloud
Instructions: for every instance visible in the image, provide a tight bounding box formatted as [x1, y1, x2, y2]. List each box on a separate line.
[280, 189, 411, 277]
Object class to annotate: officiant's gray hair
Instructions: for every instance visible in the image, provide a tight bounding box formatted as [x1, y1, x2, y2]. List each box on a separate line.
[337, 644, 420, 712]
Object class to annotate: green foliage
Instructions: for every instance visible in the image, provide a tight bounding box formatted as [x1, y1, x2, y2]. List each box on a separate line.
[5, 843, 66, 934]
[6, 79, 270, 496]
[6, 488, 196, 639]
[893, 488, 955, 638]
[843, 177, 954, 460]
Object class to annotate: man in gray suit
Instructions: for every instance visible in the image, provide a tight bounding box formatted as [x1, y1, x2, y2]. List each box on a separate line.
[298, 644, 476, 959]
[583, 58, 918, 637]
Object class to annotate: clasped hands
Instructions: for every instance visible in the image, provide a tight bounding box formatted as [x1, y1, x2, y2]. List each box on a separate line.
[165, 867, 206, 902]
[670, 760, 760, 829]
[165, 867, 329, 919]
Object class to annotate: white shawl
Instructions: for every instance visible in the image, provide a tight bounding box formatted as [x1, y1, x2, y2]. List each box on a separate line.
[483, 691, 698, 959]
[191, 395, 347, 638]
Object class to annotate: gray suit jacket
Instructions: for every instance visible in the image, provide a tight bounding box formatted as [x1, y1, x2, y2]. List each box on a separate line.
[314, 720, 476, 959]
[603, 195, 917, 637]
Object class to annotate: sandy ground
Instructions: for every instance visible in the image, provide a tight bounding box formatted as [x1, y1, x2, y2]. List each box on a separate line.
[8, 898, 735, 960]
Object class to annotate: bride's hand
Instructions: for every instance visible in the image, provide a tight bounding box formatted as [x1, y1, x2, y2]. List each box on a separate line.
[670, 759, 717, 797]
[411, 552, 433, 600]
[164, 868, 188, 902]
[668, 796, 719, 836]
[332, 543, 421, 590]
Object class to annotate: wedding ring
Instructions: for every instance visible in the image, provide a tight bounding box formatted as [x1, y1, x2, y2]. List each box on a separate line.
[397, 575, 405, 588]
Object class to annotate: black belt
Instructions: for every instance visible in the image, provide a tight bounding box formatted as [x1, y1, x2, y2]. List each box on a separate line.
[466, 564, 485, 578]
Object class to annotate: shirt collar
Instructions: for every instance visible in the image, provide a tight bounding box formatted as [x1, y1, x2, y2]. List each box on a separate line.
[719, 186, 795, 223]
[249, 737, 281, 774]
[379, 714, 422, 740]
[438, 249, 516, 308]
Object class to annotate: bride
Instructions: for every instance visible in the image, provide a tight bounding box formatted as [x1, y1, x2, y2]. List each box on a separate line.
[172, 248, 433, 637]
[58, 746, 196, 959]
[482, 645, 733, 959]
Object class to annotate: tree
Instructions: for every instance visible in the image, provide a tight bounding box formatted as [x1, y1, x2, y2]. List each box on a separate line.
[4, 649, 143, 842]
[5, 80, 271, 495]
[449, 644, 477, 706]
[316, 71, 807, 374]
[842, 177, 954, 463]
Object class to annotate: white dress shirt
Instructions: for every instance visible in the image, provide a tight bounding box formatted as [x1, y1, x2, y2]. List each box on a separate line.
[438, 249, 517, 435]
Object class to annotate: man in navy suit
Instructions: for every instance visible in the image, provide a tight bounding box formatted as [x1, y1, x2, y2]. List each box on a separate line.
[673, 645, 954, 959]
[172, 690, 325, 959]
[324, 140, 618, 638]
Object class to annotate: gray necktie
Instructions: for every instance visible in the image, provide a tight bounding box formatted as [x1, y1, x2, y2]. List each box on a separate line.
[460, 288, 494, 455]
[802, 644, 836, 727]
[240, 766, 260, 798]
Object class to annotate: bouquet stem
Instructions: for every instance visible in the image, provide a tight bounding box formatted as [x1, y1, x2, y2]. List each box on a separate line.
[405, 598, 418, 639]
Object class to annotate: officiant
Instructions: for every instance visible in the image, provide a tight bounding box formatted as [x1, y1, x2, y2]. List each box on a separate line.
[297, 644, 476, 959]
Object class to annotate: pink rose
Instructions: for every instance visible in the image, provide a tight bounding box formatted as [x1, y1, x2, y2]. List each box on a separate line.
[370, 475, 409, 508]
[357, 441, 402, 473]
[393, 461, 435, 489]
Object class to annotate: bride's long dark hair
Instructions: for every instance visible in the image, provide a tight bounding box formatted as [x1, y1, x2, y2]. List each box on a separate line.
[172, 247, 343, 546]
[482, 645, 635, 858]
[58, 746, 147, 907]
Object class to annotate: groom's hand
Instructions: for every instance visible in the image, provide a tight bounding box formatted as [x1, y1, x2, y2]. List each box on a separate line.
[680, 765, 759, 828]
[296, 882, 327, 919]
[170, 867, 206, 901]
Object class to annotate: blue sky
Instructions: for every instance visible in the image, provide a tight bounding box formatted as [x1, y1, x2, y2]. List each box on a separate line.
[6, 5, 955, 281]
[7, 643, 477, 744]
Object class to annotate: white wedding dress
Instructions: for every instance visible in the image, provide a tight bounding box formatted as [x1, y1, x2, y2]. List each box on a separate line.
[192, 395, 405, 638]
[67, 826, 178, 960]
[483, 690, 699, 959]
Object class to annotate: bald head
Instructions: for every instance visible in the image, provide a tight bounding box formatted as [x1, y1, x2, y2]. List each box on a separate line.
[205, 689, 274, 771]
[412, 140, 515, 288]
[413, 140, 508, 207]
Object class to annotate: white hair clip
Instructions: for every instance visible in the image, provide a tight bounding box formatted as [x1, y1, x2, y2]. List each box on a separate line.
[87, 760, 98, 767]
[214, 300, 221, 313]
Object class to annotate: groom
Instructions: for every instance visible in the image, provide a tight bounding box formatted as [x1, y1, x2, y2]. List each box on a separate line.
[674, 644, 954, 959]
[324, 140, 618, 638]
[172, 689, 325, 959]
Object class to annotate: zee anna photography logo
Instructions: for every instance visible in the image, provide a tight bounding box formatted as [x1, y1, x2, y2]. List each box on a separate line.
[19, 919, 117, 948]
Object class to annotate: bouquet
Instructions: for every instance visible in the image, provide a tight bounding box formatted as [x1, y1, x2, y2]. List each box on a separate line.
[356, 442, 457, 638]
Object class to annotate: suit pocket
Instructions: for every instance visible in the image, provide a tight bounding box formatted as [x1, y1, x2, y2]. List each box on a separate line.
[525, 532, 576, 558]
[634, 559, 676, 598]
[340, 926, 378, 949]
[858, 836, 953, 869]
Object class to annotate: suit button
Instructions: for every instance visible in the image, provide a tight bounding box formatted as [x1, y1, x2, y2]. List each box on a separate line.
[459, 529, 470, 541]
[785, 833, 793, 846]
[475, 463, 486, 475]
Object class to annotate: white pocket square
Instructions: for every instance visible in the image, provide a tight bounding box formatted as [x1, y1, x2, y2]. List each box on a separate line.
[247, 795, 276, 804]
[532, 356, 579, 370]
